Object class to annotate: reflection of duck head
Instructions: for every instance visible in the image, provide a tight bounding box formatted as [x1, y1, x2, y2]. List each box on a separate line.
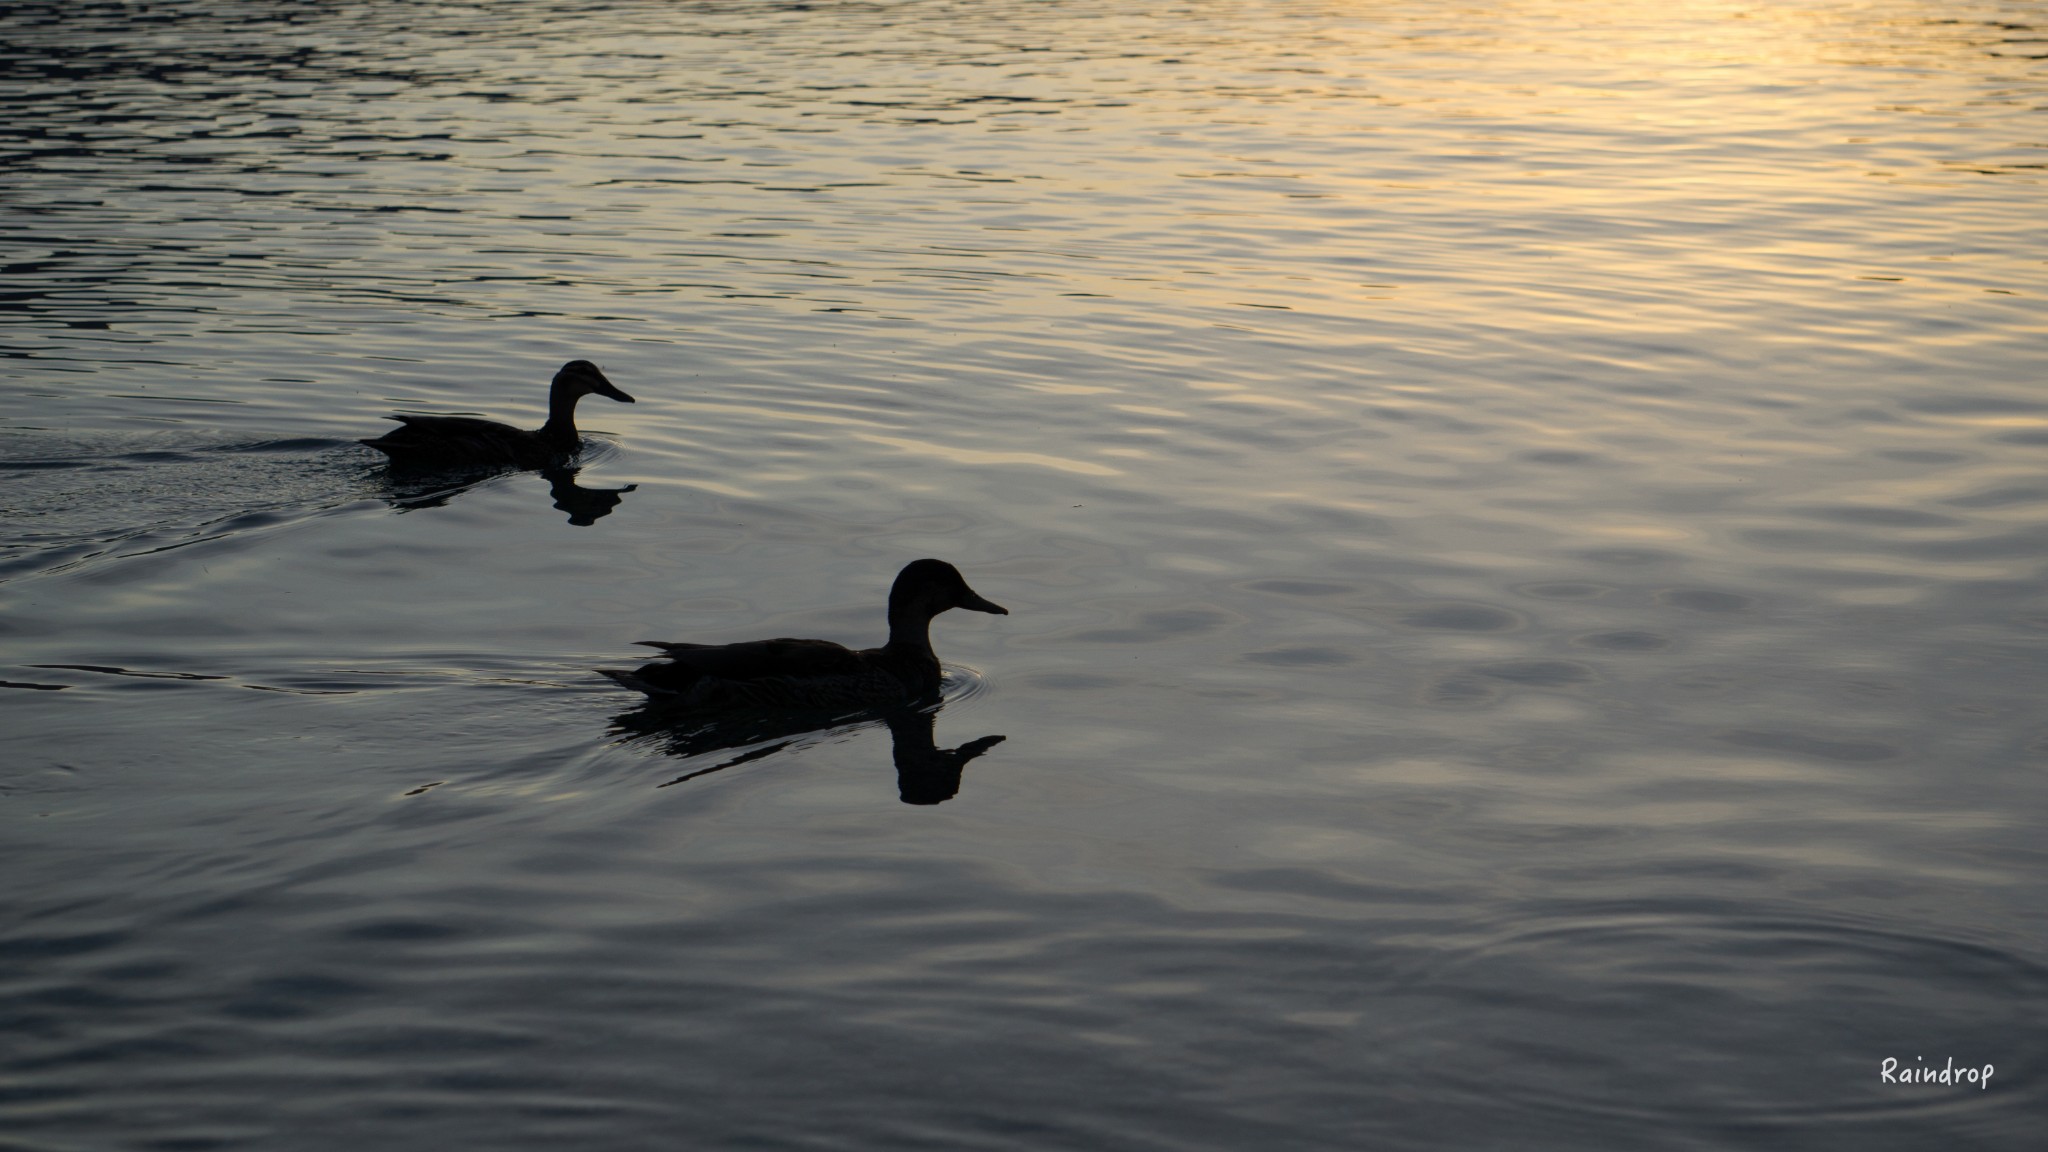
[360, 359, 635, 470]
[883, 707, 1005, 805]
[612, 699, 1006, 806]
[376, 464, 635, 526]
[542, 467, 636, 526]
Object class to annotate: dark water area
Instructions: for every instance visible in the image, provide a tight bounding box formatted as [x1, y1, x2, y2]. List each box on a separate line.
[4, 1, 2046, 1148]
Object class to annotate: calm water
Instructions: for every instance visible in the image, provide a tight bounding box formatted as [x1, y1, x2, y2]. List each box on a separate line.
[4, 0, 2046, 1147]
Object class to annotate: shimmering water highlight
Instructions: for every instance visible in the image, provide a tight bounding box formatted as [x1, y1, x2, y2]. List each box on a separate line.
[3, 1, 2046, 1148]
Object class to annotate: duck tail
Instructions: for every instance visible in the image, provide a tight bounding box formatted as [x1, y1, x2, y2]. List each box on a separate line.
[597, 667, 674, 696]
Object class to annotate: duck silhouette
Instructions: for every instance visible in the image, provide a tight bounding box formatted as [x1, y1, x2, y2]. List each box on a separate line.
[360, 360, 634, 470]
[599, 559, 1007, 711]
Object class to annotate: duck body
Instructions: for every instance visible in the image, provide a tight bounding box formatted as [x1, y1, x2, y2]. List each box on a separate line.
[610, 637, 939, 712]
[602, 559, 1007, 713]
[364, 414, 574, 471]
[361, 360, 633, 470]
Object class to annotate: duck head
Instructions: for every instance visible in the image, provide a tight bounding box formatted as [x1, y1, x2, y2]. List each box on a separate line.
[890, 559, 1008, 621]
[555, 360, 635, 404]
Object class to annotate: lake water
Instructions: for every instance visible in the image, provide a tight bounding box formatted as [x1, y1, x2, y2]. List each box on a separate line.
[3, 1, 2046, 1147]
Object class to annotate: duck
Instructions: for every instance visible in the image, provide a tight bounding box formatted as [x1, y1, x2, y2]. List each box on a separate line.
[360, 360, 634, 469]
[600, 559, 1008, 711]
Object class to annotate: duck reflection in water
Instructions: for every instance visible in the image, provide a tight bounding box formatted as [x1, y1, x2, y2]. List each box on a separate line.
[600, 559, 1010, 803]
[612, 698, 1005, 805]
[380, 465, 637, 526]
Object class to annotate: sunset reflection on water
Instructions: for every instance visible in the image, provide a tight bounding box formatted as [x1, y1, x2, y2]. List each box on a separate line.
[2, 1, 2045, 1148]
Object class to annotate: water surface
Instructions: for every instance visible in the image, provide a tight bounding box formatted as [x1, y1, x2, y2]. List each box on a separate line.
[4, 1, 2046, 1148]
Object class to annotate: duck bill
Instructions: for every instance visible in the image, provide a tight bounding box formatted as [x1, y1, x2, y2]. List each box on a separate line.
[959, 589, 1008, 615]
[595, 380, 636, 403]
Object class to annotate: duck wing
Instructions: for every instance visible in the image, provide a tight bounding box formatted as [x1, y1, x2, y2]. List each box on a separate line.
[601, 637, 889, 707]
[360, 414, 552, 467]
[641, 637, 867, 681]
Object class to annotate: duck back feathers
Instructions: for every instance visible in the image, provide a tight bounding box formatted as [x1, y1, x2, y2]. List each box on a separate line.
[599, 638, 926, 711]
[365, 413, 565, 470]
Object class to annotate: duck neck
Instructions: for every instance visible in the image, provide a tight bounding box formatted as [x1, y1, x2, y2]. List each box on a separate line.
[538, 385, 583, 445]
[882, 605, 938, 662]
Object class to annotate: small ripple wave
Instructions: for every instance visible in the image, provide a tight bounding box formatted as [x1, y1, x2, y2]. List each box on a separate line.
[1404, 906, 2048, 1132]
